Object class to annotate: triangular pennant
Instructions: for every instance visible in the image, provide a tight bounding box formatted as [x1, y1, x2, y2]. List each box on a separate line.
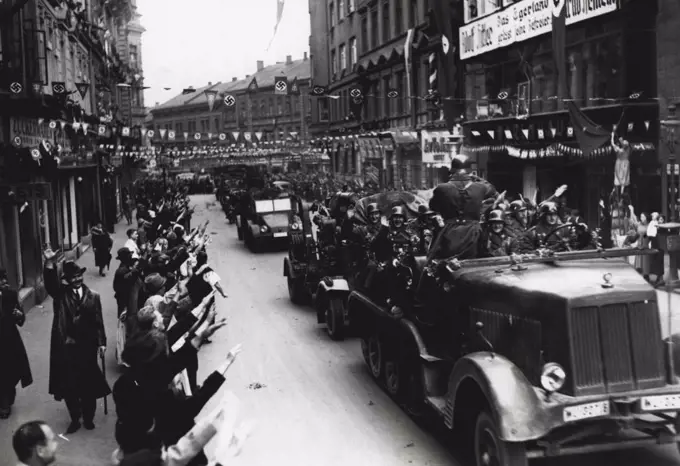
[504, 130, 512, 139]
[75, 82, 89, 99]
[550, 128, 557, 137]
[247, 78, 258, 93]
[140, 128, 147, 137]
[205, 90, 218, 111]
[72, 121, 81, 130]
[159, 129, 167, 139]
[207, 133, 213, 140]
[255, 132, 263, 141]
[183, 132, 189, 140]
[644, 121, 650, 130]
[289, 77, 300, 95]
[487, 130, 494, 139]
[627, 122, 634, 132]
[522, 129, 529, 139]
[232, 132, 240, 141]
[82, 123, 89, 134]
[38, 118, 44, 125]
[274, 76, 289, 95]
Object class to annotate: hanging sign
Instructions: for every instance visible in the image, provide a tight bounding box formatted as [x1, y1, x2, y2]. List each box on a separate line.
[0, 183, 52, 201]
[421, 130, 455, 165]
[9, 117, 70, 150]
[459, 0, 618, 59]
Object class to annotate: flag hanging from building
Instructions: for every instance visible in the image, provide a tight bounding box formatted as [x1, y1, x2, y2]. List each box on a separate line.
[552, 0, 609, 157]
[289, 77, 300, 95]
[404, 28, 415, 113]
[247, 78, 258, 93]
[274, 76, 288, 95]
[430, 0, 459, 130]
[75, 82, 89, 99]
[205, 90, 218, 111]
[266, 0, 286, 52]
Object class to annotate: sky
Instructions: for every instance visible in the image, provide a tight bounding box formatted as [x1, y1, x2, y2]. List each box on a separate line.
[136, 0, 311, 108]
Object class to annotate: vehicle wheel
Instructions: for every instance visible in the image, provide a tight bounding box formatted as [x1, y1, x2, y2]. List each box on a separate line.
[325, 297, 345, 341]
[360, 338, 371, 366]
[474, 411, 528, 466]
[384, 357, 404, 398]
[367, 334, 383, 379]
[287, 275, 307, 305]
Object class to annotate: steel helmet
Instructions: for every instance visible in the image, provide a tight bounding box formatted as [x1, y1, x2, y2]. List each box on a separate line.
[487, 209, 505, 223]
[366, 203, 380, 215]
[450, 154, 472, 173]
[390, 206, 407, 219]
[509, 200, 528, 214]
[538, 201, 559, 217]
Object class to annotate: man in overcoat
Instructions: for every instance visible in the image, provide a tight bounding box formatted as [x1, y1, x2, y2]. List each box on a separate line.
[0, 269, 32, 418]
[44, 255, 110, 433]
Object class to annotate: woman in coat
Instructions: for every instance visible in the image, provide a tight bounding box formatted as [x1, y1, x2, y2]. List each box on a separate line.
[0, 269, 32, 418]
[44, 254, 111, 434]
[91, 221, 113, 276]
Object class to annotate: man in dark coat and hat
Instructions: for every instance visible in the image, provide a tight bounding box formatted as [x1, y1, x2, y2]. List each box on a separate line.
[0, 269, 32, 419]
[43, 253, 110, 434]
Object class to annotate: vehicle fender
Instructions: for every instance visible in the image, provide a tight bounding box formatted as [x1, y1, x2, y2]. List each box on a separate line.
[316, 278, 350, 293]
[315, 279, 350, 322]
[249, 222, 261, 237]
[447, 352, 551, 442]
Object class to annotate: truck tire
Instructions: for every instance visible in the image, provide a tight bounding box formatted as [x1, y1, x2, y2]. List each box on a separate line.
[288, 275, 307, 305]
[367, 334, 384, 379]
[325, 297, 345, 341]
[474, 411, 528, 466]
[360, 338, 371, 366]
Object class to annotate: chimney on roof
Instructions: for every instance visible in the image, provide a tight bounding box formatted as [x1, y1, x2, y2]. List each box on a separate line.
[246, 74, 250, 78]
[232, 77, 237, 82]
[304, 52, 308, 61]
[208, 82, 212, 86]
[257, 60, 264, 71]
[286, 55, 292, 64]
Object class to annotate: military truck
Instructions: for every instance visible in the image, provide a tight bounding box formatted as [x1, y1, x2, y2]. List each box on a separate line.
[348, 247, 680, 466]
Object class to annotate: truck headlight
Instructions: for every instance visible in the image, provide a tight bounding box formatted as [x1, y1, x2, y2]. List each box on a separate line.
[541, 363, 566, 393]
[291, 223, 301, 230]
[260, 225, 268, 233]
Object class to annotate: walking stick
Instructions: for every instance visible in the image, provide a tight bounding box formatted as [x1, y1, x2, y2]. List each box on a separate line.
[100, 352, 108, 415]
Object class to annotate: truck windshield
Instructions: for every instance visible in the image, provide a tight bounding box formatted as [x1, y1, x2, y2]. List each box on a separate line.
[255, 200, 275, 212]
[273, 198, 291, 211]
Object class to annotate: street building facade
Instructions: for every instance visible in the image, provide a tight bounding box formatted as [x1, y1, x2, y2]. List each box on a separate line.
[459, 0, 658, 227]
[0, 0, 145, 308]
[308, 0, 461, 189]
[148, 55, 312, 172]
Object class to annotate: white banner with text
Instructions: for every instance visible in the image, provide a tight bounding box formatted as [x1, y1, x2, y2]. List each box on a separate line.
[460, 0, 618, 60]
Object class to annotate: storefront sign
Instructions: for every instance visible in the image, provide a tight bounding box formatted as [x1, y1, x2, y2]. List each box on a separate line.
[9, 117, 72, 151]
[459, 0, 618, 60]
[422, 130, 456, 166]
[0, 183, 52, 202]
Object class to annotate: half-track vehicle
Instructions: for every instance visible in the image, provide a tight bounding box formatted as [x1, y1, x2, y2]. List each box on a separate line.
[310, 191, 427, 340]
[239, 190, 294, 252]
[348, 246, 680, 466]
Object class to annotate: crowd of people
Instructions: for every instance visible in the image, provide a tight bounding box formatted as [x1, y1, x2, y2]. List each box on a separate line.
[5, 178, 246, 466]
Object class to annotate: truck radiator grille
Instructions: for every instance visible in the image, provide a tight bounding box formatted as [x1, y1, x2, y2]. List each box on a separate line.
[570, 302, 665, 396]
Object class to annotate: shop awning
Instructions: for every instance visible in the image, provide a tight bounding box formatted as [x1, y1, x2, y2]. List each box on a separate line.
[380, 129, 418, 145]
[358, 137, 382, 159]
[356, 44, 405, 72]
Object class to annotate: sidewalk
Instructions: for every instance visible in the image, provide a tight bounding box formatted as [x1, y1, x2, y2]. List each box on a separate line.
[0, 218, 134, 466]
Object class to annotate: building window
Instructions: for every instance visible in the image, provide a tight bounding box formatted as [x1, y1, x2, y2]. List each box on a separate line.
[395, 0, 403, 35]
[370, 8, 378, 50]
[396, 72, 404, 114]
[129, 44, 138, 69]
[331, 49, 337, 77]
[348, 0, 355, 13]
[409, 0, 418, 27]
[383, 76, 391, 117]
[277, 96, 283, 115]
[338, 0, 344, 20]
[339, 43, 347, 70]
[260, 101, 266, 116]
[214, 118, 220, 132]
[318, 98, 329, 122]
[285, 96, 292, 114]
[330, 2, 336, 27]
[381, 1, 390, 43]
[360, 15, 368, 54]
[349, 37, 357, 67]
[269, 98, 274, 115]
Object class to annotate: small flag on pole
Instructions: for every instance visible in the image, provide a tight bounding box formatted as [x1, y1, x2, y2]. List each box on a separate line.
[266, 0, 285, 51]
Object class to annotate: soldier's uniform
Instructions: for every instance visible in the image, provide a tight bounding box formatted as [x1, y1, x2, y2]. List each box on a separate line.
[482, 210, 519, 257]
[521, 202, 570, 252]
[506, 200, 531, 238]
[427, 156, 498, 260]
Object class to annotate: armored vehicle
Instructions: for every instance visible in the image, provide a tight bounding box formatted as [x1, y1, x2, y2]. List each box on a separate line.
[348, 247, 680, 466]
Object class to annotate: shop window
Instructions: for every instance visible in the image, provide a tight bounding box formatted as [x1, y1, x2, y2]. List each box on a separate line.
[370, 8, 378, 50]
[409, 0, 418, 27]
[350, 37, 357, 68]
[381, 1, 390, 43]
[361, 15, 368, 54]
[383, 76, 391, 117]
[318, 98, 329, 122]
[590, 34, 623, 105]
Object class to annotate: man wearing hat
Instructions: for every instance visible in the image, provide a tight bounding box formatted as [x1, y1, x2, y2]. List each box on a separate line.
[44, 253, 110, 434]
[0, 269, 32, 419]
[427, 155, 498, 260]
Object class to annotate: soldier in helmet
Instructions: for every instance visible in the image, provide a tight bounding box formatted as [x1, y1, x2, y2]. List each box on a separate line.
[520, 201, 571, 252]
[482, 210, 519, 257]
[507, 199, 531, 237]
[427, 155, 498, 260]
